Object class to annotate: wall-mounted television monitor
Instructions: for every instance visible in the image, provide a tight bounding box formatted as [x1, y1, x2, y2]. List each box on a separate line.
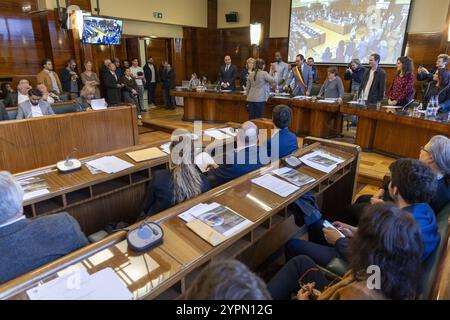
[288, 0, 413, 65]
[82, 16, 123, 45]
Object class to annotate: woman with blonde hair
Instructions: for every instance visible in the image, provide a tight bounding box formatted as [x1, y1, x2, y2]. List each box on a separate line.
[74, 85, 98, 111]
[141, 130, 211, 219]
[240, 57, 256, 89]
[80, 60, 101, 98]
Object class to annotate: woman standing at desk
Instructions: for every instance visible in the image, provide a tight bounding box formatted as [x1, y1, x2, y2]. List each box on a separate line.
[246, 59, 276, 120]
[387, 56, 414, 106]
[240, 58, 255, 90]
[317, 66, 344, 103]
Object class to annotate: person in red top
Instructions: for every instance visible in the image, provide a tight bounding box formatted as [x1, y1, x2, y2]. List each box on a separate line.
[387, 56, 415, 106]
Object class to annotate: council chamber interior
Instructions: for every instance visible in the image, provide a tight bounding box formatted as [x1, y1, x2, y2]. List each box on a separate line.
[0, 0, 449, 302]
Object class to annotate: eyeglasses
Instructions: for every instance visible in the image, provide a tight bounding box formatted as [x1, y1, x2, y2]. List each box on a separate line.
[420, 146, 431, 154]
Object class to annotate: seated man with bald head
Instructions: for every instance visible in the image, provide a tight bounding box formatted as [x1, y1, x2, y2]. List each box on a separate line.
[207, 121, 268, 187]
[3, 79, 31, 107]
[0, 171, 88, 284]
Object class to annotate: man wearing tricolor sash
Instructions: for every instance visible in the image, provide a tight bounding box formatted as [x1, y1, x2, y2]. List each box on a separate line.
[285, 54, 313, 97]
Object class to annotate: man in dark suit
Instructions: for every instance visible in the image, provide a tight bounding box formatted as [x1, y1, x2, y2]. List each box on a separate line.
[357, 53, 386, 105]
[103, 62, 124, 106]
[143, 57, 159, 108]
[218, 55, 237, 91]
[3, 79, 31, 107]
[417, 54, 448, 83]
[0, 101, 9, 121]
[207, 121, 267, 187]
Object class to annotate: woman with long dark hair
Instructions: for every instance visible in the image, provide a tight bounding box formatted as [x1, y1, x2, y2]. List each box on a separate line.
[245, 59, 277, 120]
[387, 56, 415, 106]
[267, 202, 424, 300]
[421, 68, 450, 112]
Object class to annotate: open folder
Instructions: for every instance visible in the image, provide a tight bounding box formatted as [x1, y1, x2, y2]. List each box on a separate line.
[126, 147, 167, 162]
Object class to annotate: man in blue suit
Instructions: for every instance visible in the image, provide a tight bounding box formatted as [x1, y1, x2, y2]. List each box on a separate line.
[207, 121, 269, 187]
[285, 54, 313, 96]
[264, 105, 299, 160]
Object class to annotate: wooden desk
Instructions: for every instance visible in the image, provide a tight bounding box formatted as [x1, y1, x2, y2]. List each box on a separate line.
[1, 138, 361, 300]
[172, 90, 342, 138]
[340, 104, 450, 158]
[0, 106, 139, 173]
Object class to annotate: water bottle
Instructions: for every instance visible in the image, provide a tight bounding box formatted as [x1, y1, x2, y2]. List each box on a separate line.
[433, 96, 440, 117]
[426, 96, 434, 118]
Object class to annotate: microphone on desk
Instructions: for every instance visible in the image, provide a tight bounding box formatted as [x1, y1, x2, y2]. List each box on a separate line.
[56, 148, 82, 173]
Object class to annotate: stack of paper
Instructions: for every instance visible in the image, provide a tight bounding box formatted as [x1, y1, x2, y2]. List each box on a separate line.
[18, 177, 50, 201]
[251, 174, 300, 197]
[27, 268, 132, 300]
[126, 148, 167, 162]
[272, 167, 315, 187]
[85, 156, 134, 174]
[90, 98, 107, 110]
[299, 150, 345, 173]
[204, 129, 232, 140]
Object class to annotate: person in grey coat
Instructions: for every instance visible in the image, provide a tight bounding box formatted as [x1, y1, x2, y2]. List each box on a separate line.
[0, 171, 89, 284]
[285, 54, 314, 97]
[246, 59, 277, 120]
[16, 88, 55, 119]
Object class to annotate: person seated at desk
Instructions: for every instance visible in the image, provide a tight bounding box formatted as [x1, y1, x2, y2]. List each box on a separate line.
[0, 82, 13, 100]
[317, 66, 344, 103]
[74, 85, 102, 112]
[3, 79, 31, 107]
[421, 69, 450, 113]
[263, 105, 299, 159]
[16, 88, 55, 119]
[0, 171, 89, 284]
[183, 259, 271, 300]
[268, 203, 423, 300]
[219, 55, 237, 91]
[348, 135, 450, 221]
[189, 73, 201, 88]
[141, 131, 211, 219]
[357, 53, 386, 105]
[207, 121, 266, 188]
[36, 82, 60, 104]
[0, 101, 9, 121]
[387, 56, 415, 106]
[287, 159, 440, 269]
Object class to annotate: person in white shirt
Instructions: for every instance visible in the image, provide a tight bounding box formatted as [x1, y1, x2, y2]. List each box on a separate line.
[130, 58, 146, 113]
[357, 53, 386, 105]
[271, 52, 289, 91]
[3, 79, 31, 107]
[36, 83, 60, 104]
[16, 88, 55, 119]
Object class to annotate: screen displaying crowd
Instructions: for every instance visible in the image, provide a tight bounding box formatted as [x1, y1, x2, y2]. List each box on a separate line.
[82, 16, 123, 45]
[288, 0, 412, 64]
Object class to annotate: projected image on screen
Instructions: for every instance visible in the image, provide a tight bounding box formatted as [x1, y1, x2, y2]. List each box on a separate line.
[82, 17, 123, 45]
[288, 0, 412, 64]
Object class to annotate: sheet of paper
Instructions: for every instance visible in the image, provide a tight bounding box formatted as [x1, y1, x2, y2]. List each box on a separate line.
[85, 156, 134, 174]
[323, 220, 346, 238]
[195, 152, 217, 173]
[299, 150, 345, 173]
[27, 268, 132, 300]
[219, 127, 237, 137]
[251, 174, 300, 197]
[90, 98, 107, 110]
[204, 129, 232, 140]
[178, 203, 221, 222]
[272, 167, 315, 187]
[23, 188, 50, 201]
[160, 142, 171, 154]
[126, 147, 167, 162]
[317, 99, 336, 104]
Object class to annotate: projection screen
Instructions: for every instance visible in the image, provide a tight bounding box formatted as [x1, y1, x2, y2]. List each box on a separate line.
[288, 0, 412, 64]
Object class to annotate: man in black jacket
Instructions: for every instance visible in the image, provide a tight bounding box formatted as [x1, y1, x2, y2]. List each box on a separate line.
[218, 55, 237, 91]
[103, 63, 124, 106]
[417, 54, 449, 83]
[60, 59, 81, 97]
[357, 53, 386, 105]
[143, 57, 159, 109]
[161, 64, 176, 109]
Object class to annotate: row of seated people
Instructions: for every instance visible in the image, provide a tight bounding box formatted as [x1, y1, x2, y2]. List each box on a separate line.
[0, 106, 449, 299]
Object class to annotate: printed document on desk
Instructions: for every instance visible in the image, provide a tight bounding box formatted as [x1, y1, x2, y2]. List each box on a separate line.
[27, 268, 132, 300]
[85, 156, 134, 174]
[299, 150, 344, 173]
[252, 174, 300, 197]
[272, 167, 315, 187]
[204, 129, 232, 140]
[90, 98, 107, 110]
[195, 152, 216, 173]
